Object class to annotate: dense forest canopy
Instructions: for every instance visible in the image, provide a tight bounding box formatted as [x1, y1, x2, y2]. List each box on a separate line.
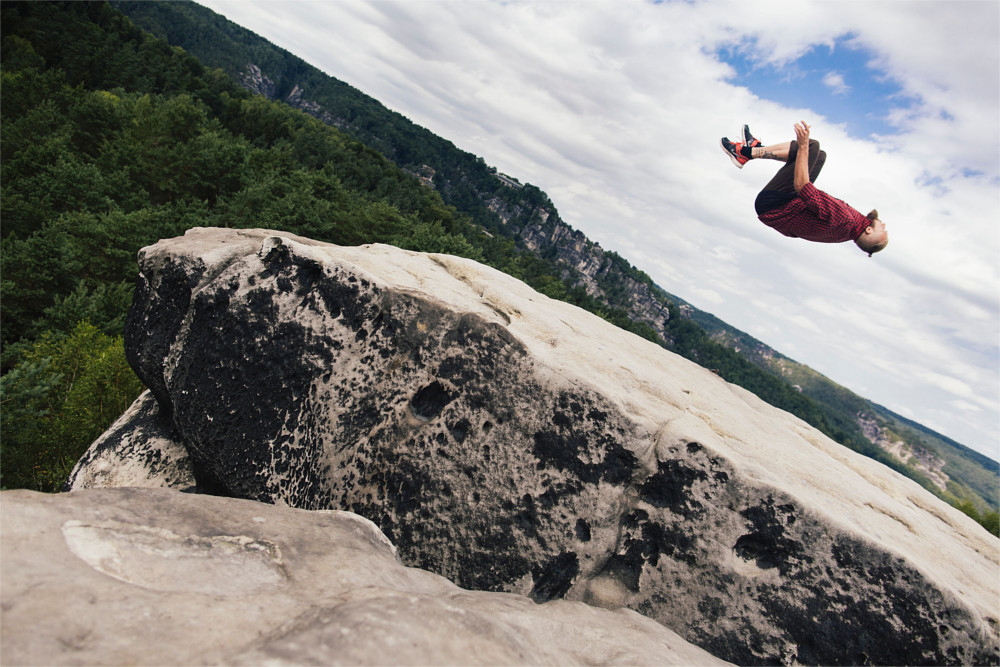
[1, 1, 995, 535]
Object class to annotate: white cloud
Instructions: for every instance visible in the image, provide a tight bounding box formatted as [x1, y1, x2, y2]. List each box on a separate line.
[951, 399, 984, 415]
[822, 71, 850, 95]
[199, 0, 1000, 461]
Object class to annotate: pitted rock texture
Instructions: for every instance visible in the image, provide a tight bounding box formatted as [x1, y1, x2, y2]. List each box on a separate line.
[71, 228, 1000, 665]
[1, 487, 727, 666]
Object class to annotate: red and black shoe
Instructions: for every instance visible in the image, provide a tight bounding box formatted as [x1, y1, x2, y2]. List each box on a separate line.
[720, 137, 749, 169]
[742, 124, 762, 151]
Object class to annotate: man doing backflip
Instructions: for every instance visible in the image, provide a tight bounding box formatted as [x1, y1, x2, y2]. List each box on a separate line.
[721, 122, 888, 256]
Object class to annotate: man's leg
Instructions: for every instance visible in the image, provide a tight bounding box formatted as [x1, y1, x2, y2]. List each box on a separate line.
[752, 139, 826, 215]
[751, 142, 791, 161]
[758, 139, 824, 193]
[810, 147, 827, 183]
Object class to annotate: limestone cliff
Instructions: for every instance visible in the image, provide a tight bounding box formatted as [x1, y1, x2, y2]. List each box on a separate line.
[519, 216, 671, 340]
[68, 228, 999, 666]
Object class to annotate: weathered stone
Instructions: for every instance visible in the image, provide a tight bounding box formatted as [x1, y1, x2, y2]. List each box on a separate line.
[70, 228, 1000, 665]
[65, 390, 194, 491]
[1, 487, 726, 666]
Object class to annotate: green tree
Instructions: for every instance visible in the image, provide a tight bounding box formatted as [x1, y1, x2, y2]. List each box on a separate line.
[955, 499, 980, 523]
[981, 511, 999, 537]
[0, 322, 144, 491]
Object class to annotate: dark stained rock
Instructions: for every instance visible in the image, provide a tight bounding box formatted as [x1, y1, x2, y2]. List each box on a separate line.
[68, 228, 1000, 666]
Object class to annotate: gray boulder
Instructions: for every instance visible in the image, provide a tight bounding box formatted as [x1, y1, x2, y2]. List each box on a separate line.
[1, 487, 726, 666]
[68, 227, 1000, 665]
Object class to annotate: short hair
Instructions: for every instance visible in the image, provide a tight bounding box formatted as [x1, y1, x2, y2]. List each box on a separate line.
[861, 236, 888, 257]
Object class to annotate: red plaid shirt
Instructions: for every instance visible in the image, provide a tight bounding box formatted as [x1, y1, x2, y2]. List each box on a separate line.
[758, 182, 869, 243]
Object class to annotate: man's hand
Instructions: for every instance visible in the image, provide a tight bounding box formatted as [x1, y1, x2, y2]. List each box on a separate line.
[795, 121, 811, 148]
[792, 121, 812, 192]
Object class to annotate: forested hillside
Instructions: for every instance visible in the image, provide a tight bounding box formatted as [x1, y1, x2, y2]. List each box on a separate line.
[1, 1, 995, 534]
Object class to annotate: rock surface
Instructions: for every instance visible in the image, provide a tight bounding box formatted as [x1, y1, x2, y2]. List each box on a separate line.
[1, 487, 726, 666]
[64, 390, 195, 491]
[68, 227, 1000, 665]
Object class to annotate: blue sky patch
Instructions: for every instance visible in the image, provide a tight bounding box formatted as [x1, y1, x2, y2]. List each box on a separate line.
[717, 36, 918, 140]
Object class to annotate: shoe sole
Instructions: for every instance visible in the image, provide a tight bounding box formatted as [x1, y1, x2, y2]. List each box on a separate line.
[720, 138, 745, 169]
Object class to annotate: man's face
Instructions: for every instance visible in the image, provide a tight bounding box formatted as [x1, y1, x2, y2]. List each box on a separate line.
[867, 218, 888, 243]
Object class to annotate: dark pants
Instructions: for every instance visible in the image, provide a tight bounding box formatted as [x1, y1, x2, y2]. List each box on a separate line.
[754, 139, 827, 214]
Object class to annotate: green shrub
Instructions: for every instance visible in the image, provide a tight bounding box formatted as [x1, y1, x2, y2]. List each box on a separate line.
[981, 511, 1000, 537]
[0, 321, 144, 491]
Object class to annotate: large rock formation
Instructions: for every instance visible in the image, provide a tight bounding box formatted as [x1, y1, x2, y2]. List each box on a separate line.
[68, 228, 999, 665]
[2, 487, 726, 666]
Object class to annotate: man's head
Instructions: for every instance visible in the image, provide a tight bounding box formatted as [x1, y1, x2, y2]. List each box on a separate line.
[856, 209, 888, 256]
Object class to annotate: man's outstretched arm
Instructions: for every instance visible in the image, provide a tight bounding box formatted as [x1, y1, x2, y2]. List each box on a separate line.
[793, 121, 811, 192]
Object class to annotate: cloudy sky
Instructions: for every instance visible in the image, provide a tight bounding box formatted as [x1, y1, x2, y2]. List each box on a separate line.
[199, 0, 999, 461]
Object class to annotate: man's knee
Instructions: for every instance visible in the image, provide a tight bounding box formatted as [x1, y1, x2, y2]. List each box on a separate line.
[809, 149, 828, 183]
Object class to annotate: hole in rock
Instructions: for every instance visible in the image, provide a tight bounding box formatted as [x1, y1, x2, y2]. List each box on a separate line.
[410, 381, 452, 421]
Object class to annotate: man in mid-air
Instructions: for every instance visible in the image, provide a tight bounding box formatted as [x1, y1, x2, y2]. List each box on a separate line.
[720, 121, 888, 256]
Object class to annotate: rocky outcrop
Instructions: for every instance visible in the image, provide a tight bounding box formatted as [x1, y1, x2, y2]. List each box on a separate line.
[68, 228, 999, 665]
[858, 414, 950, 492]
[285, 83, 339, 127]
[520, 218, 669, 339]
[240, 63, 344, 129]
[239, 63, 275, 99]
[485, 196, 523, 225]
[63, 390, 194, 491]
[2, 487, 726, 666]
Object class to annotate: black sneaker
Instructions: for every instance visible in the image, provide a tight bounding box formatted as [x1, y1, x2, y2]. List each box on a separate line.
[720, 137, 749, 168]
[742, 124, 761, 150]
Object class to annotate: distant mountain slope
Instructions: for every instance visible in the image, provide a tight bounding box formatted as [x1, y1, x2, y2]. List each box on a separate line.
[691, 306, 999, 513]
[112, 0, 997, 522]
